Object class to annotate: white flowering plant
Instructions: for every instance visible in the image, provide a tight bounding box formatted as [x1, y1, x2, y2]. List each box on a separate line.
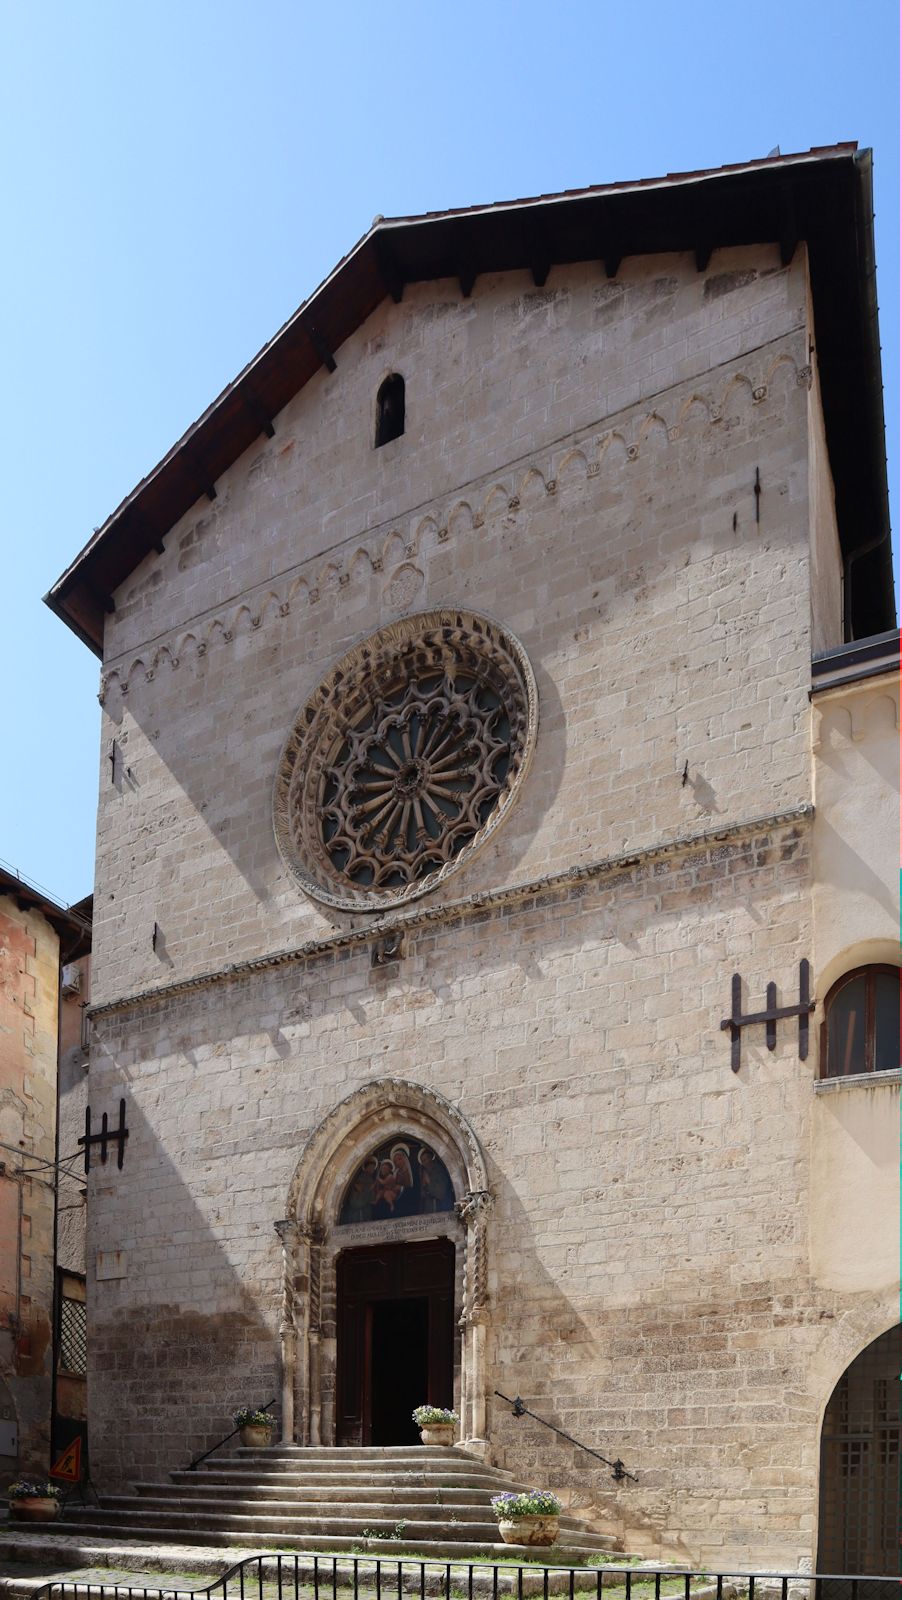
[490, 1490, 561, 1518]
[8, 1480, 62, 1500]
[412, 1405, 459, 1426]
[233, 1408, 276, 1429]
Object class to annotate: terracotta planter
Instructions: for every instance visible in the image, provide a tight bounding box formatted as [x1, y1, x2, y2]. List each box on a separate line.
[418, 1422, 456, 1446]
[239, 1423, 274, 1448]
[497, 1514, 560, 1546]
[10, 1497, 61, 1523]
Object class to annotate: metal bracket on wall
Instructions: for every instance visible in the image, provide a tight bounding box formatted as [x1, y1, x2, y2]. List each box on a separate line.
[720, 959, 814, 1072]
[78, 1100, 129, 1173]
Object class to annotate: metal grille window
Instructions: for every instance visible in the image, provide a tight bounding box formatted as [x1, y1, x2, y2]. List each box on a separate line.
[821, 965, 900, 1077]
[59, 1289, 87, 1376]
[818, 1323, 901, 1574]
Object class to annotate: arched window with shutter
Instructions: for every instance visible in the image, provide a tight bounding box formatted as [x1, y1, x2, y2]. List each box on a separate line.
[821, 964, 900, 1078]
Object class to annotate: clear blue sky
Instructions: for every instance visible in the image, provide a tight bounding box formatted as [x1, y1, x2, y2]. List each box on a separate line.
[2, 0, 898, 906]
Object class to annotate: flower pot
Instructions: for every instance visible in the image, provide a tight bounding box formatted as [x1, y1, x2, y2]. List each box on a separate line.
[497, 1514, 560, 1546]
[418, 1422, 456, 1446]
[10, 1497, 61, 1523]
[239, 1423, 274, 1448]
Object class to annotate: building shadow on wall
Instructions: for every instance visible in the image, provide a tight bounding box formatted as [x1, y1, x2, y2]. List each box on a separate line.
[83, 1076, 281, 1494]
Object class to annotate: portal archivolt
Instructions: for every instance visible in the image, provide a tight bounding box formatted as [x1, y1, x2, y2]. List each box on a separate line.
[278, 1079, 492, 1449]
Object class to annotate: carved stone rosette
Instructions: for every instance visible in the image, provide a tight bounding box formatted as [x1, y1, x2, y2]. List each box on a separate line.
[273, 611, 538, 911]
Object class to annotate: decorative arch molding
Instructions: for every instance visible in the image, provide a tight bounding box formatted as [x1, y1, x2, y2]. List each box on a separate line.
[813, 940, 902, 1024]
[812, 1307, 902, 1434]
[277, 1079, 492, 1451]
[99, 349, 810, 701]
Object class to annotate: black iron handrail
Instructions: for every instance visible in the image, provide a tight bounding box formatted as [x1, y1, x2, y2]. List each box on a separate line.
[27, 1549, 902, 1600]
[186, 1396, 279, 1471]
[495, 1387, 638, 1482]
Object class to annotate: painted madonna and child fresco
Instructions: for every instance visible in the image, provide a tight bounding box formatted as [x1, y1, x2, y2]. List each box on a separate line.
[339, 1135, 454, 1224]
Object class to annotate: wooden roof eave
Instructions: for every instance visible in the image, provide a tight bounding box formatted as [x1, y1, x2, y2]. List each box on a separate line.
[45, 146, 895, 655]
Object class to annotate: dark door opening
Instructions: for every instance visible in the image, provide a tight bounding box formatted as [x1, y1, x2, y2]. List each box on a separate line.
[336, 1237, 454, 1445]
[370, 1297, 428, 1445]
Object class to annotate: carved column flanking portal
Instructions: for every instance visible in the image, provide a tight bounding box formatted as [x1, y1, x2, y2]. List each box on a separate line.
[274, 1219, 299, 1443]
[456, 1187, 494, 1454]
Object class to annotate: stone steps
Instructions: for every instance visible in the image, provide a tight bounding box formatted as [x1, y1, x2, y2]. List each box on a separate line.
[41, 1445, 620, 1560]
[96, 1491, 614, 1542]
[159, 1477, 507, 1500]
[29, 1524, 614, 1558]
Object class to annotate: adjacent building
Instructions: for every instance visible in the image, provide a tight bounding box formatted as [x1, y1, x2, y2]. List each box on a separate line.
[0, 870, 91, 1487]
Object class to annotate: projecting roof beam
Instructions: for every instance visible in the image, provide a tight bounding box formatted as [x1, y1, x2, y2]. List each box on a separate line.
[695, 243, 713, 272]
[183, 448, 218, 502]
[780, 185, 798, 266]
[603, 250, 622, 279]
[458, 268, 477, 298]
[243, 388, 276, 440]
[373, 237, 405, 304]
[301, 316, 337, 374]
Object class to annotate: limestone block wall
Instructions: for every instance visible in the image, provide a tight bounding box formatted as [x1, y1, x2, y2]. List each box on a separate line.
[85, 811, 893, 1567]
[0, 897, 60, 1477]
[91, 245, 824, 1006]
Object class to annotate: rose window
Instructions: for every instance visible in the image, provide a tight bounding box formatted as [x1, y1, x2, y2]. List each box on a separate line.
[273, 611, 538, 910]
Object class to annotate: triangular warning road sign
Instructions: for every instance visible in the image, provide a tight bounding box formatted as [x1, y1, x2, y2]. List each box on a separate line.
[49, 1436, 82, 1482]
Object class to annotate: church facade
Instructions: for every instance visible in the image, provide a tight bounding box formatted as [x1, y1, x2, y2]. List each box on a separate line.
[48, 146, 899, 1571]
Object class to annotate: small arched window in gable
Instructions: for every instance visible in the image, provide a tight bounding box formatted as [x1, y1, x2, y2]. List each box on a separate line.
[821, 965, 900, 1078]
[375, 373, 405, 448]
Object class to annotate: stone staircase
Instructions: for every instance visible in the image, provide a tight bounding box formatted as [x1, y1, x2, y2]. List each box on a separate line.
[41, 1444, 620, 1558]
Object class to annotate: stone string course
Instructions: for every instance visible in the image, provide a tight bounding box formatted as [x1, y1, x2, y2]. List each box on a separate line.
[87, 802, 814, 1018]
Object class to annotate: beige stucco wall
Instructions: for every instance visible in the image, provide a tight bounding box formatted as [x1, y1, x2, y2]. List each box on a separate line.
[0, 896, 60, 1478]
[809, 670, 900, 1300]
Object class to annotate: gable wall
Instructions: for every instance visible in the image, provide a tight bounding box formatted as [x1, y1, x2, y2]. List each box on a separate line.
[94, 245, 818, 1005]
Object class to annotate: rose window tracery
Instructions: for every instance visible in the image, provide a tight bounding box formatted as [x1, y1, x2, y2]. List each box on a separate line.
[273, 611, 538, 910]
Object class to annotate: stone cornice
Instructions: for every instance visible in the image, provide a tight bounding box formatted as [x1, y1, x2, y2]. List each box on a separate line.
[87, 802, 813, 1021]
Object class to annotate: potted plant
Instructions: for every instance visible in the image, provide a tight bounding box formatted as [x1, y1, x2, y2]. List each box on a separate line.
[8, 1480, 63, 1522]
[490, 1489, 561, 1546]
[233, 1407, 277, 1448]
[412, 1404, 459, 1445]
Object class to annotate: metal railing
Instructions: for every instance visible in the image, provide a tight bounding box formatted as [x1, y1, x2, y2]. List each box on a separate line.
[28, 1553, 902, 1600]
[494, 1390, 637, 1483]
[186, 1398, 280, 1471]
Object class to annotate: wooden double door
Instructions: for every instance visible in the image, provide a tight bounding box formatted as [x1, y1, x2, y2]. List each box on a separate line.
[336, 1238, 455, 1445]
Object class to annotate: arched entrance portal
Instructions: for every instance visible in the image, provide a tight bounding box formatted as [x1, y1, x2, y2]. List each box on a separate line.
[279, 1079, 492, 1451]
[337, 1236, 455, 1444]
[817, 1323, 901, 1575]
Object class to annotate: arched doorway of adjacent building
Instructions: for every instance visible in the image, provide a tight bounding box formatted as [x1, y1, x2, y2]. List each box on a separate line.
[280, 1079, 492, 1451]
[817, 1323, 901, 1575]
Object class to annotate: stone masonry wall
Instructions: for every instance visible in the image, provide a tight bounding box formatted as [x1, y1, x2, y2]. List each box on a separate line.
[85, 815, 893, 1566]
[92, 245, 820, 1005]
[81, 244, 867, 1568]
